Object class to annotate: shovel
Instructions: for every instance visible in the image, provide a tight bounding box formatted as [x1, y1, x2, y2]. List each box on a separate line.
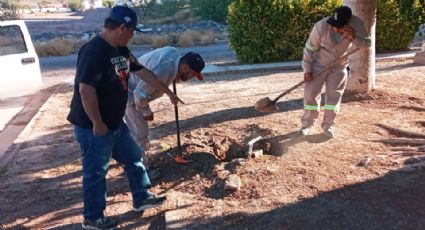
[171, 80, 191, 164]
[254, 48, 360, 113]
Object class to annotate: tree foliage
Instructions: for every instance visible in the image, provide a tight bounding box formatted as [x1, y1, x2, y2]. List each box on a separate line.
[190, 0, 234, 24]
[376, 0, 425, 52]
[0, 0, 19, 20]
[228, 0, 425, 63]
[68, 0, 81, 12]
[227, 0, 341, 63]
[103, 0, 115, 8]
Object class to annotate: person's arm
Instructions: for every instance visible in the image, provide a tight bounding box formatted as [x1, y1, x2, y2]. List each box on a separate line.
[133, 68, 184, 105]
[302, 22, 321, 82]
[345, 16, 371, 49]
[79, 82, 108, 135]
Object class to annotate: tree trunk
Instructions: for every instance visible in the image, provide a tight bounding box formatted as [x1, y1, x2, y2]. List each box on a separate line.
[343, 0, 377, 92]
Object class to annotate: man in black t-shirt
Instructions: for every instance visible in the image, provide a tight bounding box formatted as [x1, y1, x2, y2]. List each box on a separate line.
[67, 6, 182, 229]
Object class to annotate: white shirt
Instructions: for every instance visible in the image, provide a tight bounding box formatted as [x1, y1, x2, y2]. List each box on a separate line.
[127, 46, 180, 107]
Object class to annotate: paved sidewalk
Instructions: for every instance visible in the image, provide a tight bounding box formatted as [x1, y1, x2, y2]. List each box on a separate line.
[0, 49, 419, 169]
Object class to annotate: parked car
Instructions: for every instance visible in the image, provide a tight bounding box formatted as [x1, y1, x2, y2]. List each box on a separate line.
[0, 20, 42, 98]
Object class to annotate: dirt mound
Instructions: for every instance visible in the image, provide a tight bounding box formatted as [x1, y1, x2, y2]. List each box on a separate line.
[343, 88, 424, 107]
[80, 8, 110, 23]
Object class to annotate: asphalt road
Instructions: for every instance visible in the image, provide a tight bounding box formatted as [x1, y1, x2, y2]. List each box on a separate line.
[39, 42, 237, 72]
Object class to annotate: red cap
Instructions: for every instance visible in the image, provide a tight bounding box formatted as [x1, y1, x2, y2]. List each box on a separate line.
[183, 52, 205, 81]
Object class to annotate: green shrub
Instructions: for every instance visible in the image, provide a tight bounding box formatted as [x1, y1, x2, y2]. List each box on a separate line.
[376, 0, 425, 52]
[190, 0, 234, 24]
[147, 0, 189, 18]
[0, 0, 18, 20]
[68, 0, 81, 12]
[103, 0, 114, 8]
[228, 0, 341, 63]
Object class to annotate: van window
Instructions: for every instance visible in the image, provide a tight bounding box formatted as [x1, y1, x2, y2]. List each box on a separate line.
[0, 25, 28, 56]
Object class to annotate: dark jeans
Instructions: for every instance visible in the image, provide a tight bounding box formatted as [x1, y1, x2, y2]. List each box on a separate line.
[74, 122, 152, 220]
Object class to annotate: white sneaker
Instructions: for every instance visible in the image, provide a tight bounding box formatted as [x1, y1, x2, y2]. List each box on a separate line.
[299, 127, 312, 136]
[323, 127, 335, 138]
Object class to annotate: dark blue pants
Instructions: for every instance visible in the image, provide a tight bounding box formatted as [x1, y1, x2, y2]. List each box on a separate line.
[74, 123, 152, 220]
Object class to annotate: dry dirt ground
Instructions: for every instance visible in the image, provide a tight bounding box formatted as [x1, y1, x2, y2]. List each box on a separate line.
[1, 59, 425, 229]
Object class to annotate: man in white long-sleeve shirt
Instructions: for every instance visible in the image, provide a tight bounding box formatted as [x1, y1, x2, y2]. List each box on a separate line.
[300, 6, 371, 138]
[125, 46, 205, 178]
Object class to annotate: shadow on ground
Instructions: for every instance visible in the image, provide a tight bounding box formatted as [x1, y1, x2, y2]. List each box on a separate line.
[267, 131, 332, 156]
[0, 126, 167, 228]
[181, 168, 425, 230]
[151, 99, 303, 135]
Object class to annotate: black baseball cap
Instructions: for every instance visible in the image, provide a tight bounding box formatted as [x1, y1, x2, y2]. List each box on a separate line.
[107, 6, 142, 32]
[182, 52, 205, 80]
[327, 6, 352, 28]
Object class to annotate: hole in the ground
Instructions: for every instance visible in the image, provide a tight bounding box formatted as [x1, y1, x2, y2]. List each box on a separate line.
[179, 124, 275, 162]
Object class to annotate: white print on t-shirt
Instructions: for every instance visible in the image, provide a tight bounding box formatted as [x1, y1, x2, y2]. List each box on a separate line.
[111, 56, 130, 90]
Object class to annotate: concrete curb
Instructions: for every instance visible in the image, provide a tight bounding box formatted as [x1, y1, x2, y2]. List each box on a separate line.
[0, 83, 64, 173]
[203, 51, 417, 77]
[203, 61, 302, 77]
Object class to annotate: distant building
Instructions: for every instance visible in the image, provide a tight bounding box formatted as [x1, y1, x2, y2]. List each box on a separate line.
[114, 0, 159, 6]
[81, 0, 104, 11]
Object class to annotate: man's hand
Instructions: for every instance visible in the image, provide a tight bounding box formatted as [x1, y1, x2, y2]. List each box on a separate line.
[342, 25, 356, 41]
[304, 72, 313, 83]
[93, 122, 108, 136]
[168, 93, 185, 105]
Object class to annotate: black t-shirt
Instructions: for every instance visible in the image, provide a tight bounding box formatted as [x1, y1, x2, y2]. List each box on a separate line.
[67, 35, 143, 131]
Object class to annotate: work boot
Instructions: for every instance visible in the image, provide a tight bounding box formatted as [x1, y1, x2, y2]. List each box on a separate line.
[323, 127, 336, 138]
[299, 127, 312, 136]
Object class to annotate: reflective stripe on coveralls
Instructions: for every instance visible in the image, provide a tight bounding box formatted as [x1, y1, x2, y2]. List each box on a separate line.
[304, 104, 319, 110]
[324, 104, 339, 111]
[305, 41, 319, 52]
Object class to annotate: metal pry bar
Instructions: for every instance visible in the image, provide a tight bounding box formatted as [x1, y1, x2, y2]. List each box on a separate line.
[247, 136, 262, 158]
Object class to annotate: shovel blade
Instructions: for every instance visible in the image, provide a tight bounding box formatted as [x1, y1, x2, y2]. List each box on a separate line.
[255, 97, 279, 113]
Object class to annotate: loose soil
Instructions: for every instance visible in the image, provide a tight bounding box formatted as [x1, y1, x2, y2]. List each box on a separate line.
[1, 59, 425, 229]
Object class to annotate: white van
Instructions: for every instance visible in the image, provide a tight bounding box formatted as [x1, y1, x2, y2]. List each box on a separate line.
[0, 20, 42, 98]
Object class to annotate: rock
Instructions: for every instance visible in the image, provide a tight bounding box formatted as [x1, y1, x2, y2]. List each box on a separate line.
[212, 137, 230, 161]
[404, 156, 425, 165]
[251, 149, 264, 158]
[231, 158, 246, 166]
[414, 51, 425, 65]
[400, 161, 425, 172]
[160, 143, 171, 152]
[216, 169, 230, 179]
[405, 157, 421, 165]
[224, 174, 241, 192]
[357, 157, 372, 167]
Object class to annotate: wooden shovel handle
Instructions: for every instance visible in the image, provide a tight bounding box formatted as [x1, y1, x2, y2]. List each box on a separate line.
[272, 48, 360, 103]
[272, 80, 304, 103]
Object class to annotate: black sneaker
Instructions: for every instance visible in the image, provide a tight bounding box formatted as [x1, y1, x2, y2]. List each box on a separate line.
[82, 217, 118, 230]
[133, 195, 167, 212]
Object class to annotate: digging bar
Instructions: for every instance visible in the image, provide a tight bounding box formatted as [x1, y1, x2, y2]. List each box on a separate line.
[172, 80, 191, 164]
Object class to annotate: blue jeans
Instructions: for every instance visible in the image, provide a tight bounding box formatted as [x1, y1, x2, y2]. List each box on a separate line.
[74, 122, 152, 220]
